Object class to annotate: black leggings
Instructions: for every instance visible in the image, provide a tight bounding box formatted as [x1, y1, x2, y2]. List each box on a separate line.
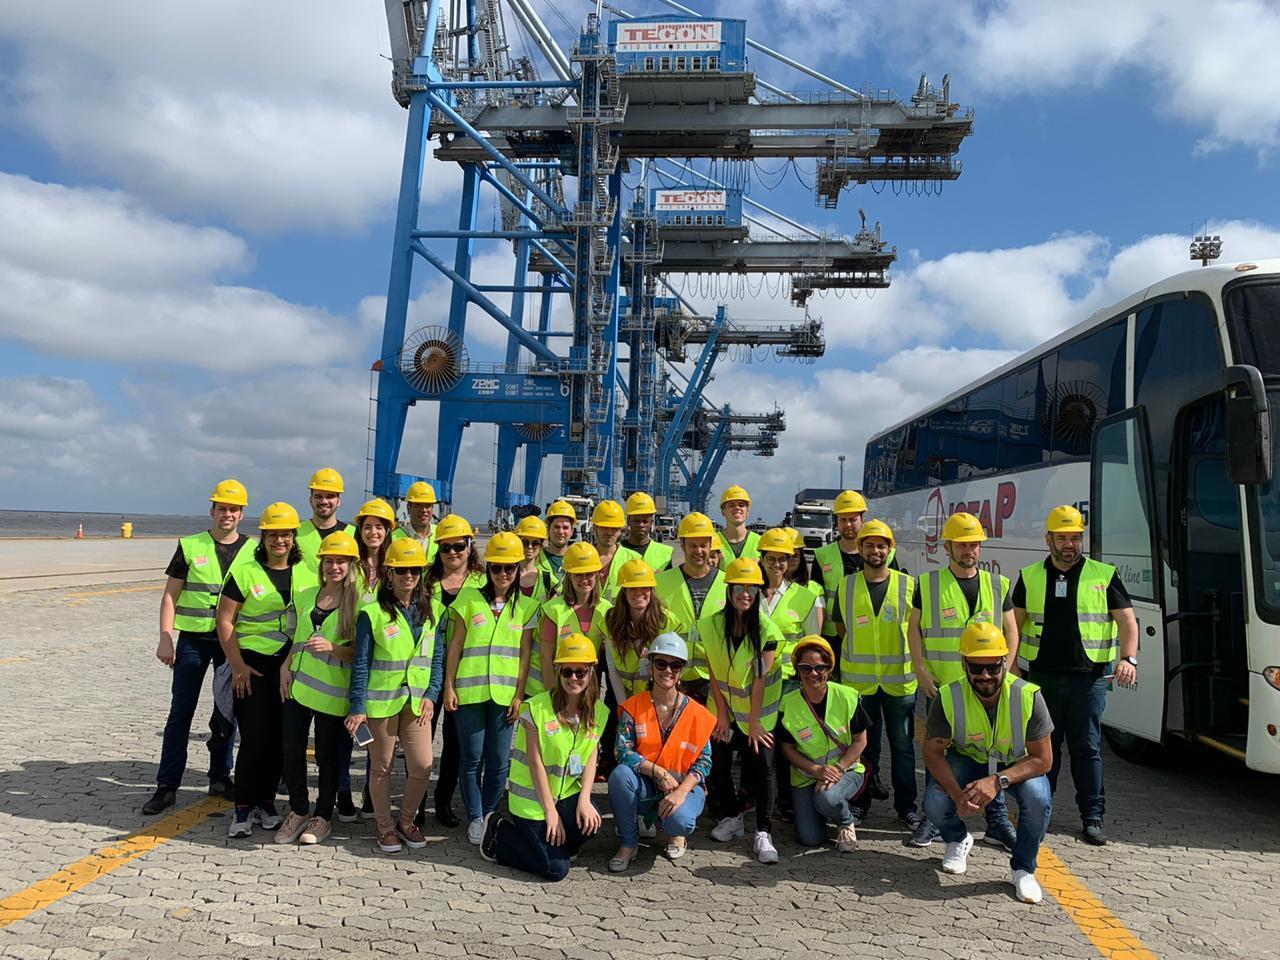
[232, 649, 286, 809]
[281, 699, 348, 820]
[430, 696, 460, 807]
[710, 726, 776, 834]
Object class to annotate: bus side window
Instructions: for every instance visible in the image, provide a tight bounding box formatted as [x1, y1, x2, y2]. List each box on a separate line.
[1051, 320, 1126, 461]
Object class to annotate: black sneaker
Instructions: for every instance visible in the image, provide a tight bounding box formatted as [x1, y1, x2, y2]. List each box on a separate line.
[359, 791, 376, 822]
[336, 791, 358, 824]
[207, 777, 233, 799]
[141, 787, 176, 816]
[479, 812, 500, 862]
[984, 818, 1017, 853]
[850, 804, 868, 826]
[1082, 820, 1107, 846]
[869, 774, 889, 801]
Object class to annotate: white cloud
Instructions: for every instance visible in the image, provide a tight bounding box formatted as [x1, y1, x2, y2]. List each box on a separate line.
[0, 1, 457, 232]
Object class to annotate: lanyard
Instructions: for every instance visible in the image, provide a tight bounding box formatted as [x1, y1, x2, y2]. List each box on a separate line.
[803, 692, 849, 752]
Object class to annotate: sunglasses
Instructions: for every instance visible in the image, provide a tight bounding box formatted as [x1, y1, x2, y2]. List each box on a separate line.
[521, 539, 544, 548]
[392, 567, 423, 577]
[559, 667, 591, 680]
[730, 584, 760, 597]
[651, 657, 684, 673]
[489, 563, 518, 573]
[796, 663, 830, 676]
[438, 541, 470, 554]
[965, 662, 1005, 677]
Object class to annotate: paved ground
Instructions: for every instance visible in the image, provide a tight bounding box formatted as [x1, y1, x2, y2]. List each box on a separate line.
[0, 540, 172, 593]
[1, 574, 1277, 959]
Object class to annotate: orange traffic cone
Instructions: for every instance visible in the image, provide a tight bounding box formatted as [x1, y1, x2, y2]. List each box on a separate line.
[76, 523, 84, 540]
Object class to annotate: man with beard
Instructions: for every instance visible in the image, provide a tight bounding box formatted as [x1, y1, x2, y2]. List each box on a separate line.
[1012, 505, 1137, 847]
[923, 621, 1054, 904]
[296, 468, 356, 576]
[906, 512, 1018, 849]
[540, 500, 578, 587]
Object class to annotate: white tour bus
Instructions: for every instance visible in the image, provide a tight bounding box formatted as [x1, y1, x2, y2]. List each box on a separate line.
[863, 259, 1280, 774]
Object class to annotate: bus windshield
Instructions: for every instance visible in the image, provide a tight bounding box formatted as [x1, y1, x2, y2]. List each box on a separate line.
[1225, 280, 1280, 372]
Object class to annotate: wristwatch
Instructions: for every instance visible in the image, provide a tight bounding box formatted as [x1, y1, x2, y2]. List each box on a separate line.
[996, 774, 1011, 790]
[1123, 656, 1138, 667]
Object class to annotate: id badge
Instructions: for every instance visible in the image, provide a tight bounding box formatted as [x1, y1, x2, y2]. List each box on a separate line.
[1054, 578, 1068, 598]
[568, 755, 584, 777]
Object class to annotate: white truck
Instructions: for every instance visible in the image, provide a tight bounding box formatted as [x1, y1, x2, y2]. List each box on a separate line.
[791, 497, 836, 548]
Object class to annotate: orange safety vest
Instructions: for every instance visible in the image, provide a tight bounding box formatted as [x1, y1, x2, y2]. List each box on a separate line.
[619, 691, 717, 780]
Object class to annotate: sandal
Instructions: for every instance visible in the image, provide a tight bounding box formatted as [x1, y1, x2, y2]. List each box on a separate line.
[608, 846, 638, 872]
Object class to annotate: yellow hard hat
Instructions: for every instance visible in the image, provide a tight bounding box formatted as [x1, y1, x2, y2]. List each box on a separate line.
[617, 558, 657, 589]
[758, 527, 795, 555]
[259, 502, 301, 531]
[786, 527, 805, 551]
[943, 512, 987, 542]
[856, 519, 895, 548]
[209, 478, 248, 508]
[546, 500, 578, 522]
[563, 542, 602, 574]
[834, 490, 868, 515]
[405, 481, 438, 504]
[591, 500, 625, 528]
[720, 484, 751, 507]
[677, 512, 716, 539]
[625, 492, 657, 516]
[1046, 505, 1086, 534]
[317, 530, 360, 559]
[434, 514, 474, 541]
[384, 537, 428, 568]
[308, 468, 345, 494]
[792, 635, 835, 666]
[354, 498, 397, 530]
[724, 557, 764, 586]
[959, 621, 1009, 659]
[515, 516, 548, 540]
[554, 632, 597, 664]
[484, 531, 524, 564]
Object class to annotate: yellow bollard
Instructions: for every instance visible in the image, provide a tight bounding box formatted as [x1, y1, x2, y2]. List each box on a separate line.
[121, 522, 133, 539]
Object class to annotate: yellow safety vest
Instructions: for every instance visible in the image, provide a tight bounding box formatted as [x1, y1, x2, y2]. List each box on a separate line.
[288, 588, 351, 716]
[655, 565, 727, 682]
[1018, 559, 1118, 664]
[362, 599, 442, 718]
[507, 692, 609, 820]
[838, 570, 917, 696]
[173, 531, 255, 633]
[919, 568, 1008, 686]
[296, 520, 356, 575]
[451, 587, 538, 706]
[779, 684, 866, 788]
[699, 612, 784, 732]
[230, 561, 296, 655]
[940, 673, 1040, 771]
[763, 581, 820, 679]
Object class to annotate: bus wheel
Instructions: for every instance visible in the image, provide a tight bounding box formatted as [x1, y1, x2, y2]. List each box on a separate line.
[1102, 725, 1169, 766]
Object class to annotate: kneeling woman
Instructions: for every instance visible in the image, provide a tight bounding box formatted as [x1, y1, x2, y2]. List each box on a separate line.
[607, 633, 715, 870]
[778, 636, 869, 852]
[346, 538, 445, 853]
[479, 633, 606, 880]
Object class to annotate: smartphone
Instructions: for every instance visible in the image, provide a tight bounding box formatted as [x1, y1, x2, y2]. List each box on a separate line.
[354, 721, 374, 747]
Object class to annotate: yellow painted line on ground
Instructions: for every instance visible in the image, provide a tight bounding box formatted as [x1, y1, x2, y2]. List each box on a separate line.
[1038, 846, 1157, 959]
[0, 797, 226, 928]
[65, 584, 162, 599]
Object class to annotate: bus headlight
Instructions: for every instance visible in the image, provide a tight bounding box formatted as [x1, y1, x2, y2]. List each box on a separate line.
[1266, 666, 1280, 691]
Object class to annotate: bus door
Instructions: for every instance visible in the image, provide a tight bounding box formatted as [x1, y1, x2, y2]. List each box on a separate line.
[1091, 410, 1166, 742]
[1171, 394, 1249, 748]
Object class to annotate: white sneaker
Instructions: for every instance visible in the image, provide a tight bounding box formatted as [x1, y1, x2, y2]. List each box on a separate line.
[941, 833, 974, 875]
[637, 814, 657, 840]
[753, 831, 779, 865]
[1013, 869, 1043, 904]
[711, 814, 745, 842]
[467, 817, 485, 845]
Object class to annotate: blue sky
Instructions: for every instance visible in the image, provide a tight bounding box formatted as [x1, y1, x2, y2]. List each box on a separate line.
[2, 1, 1279, 524]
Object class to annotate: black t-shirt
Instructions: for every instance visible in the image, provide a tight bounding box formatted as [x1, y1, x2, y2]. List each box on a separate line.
[682, 567, 720, 616]
[911, 572, 1016, 616]
[830, 575, 891, 624]
[221, 564, 294, 604]
[1010, 559, 1132, 675]
[165, 533, 251, 581]
[810, 549, 904, 584]
[312, 519, 344, 538]
[310, 602, 337, 631]
[777, 692, 871, 747]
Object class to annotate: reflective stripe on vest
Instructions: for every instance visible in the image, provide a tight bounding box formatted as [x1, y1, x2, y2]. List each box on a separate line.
[813, 542, 851, 638]
[941, 674, 1039, 773]
[655, 566, 727, 682]
[453, 588, 538, 707]
[599, 546, 641, 602]
[839, 569, 917, 696]
[919, 569, 1006, 686]
[362, 598, 441, 718]
[717, 530, 761, 570]
[288, 587, 352, 716]
[699, 612, 784, 732]
[765, 582, 820, 679]
[173, 532, 255, 633]
[779, 684, 865, 788]
[296, 521, 356, 575]
[506, 692, 609, 820]
[232, 562, 295, 655]
[619, 691, 716, 779]
[1018, 558, 1119, 665]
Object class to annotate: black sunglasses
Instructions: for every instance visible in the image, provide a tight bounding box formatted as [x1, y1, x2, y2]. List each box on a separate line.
[651, 657, 684, 673]
[965, 662, 1005, 677]
[489, 563, 518, 573]
[392, 567, 423, 577]
[560, 667, 591, 680]
[437, 541, 470, 554]
[796, 663, 830, 676]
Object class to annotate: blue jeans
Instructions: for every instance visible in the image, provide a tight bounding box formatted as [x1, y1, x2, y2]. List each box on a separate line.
[455, 701, 513, 821]
[1030, 669, 1106, 821]
[791, 767, 865, 847]
[607, 764, 705, 847]
[923, 751, 1052, 873]
[860, 689, 918, 816]
[495, 793, 596, 881]
[922, 696, 1010, 829]
[156, 633, 235, 788]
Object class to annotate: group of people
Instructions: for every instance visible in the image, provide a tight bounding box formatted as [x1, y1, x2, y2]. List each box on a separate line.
[147, 471, 1138, 905]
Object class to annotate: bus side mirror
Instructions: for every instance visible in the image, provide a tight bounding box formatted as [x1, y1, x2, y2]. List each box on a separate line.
[1224, 364, 1273, 485]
